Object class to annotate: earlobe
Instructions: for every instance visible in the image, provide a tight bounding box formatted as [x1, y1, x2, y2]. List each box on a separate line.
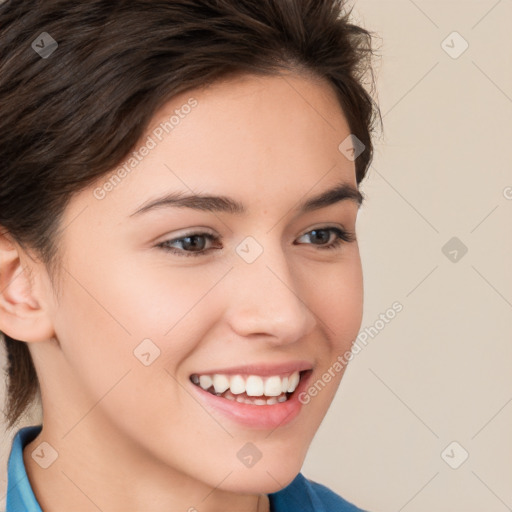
[0, 231, 55, 343]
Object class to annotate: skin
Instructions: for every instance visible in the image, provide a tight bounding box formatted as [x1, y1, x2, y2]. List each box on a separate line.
[0, 71, 364, 512]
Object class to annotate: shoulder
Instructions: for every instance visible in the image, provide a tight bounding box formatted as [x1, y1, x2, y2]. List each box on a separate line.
[269, 472, 369, 512]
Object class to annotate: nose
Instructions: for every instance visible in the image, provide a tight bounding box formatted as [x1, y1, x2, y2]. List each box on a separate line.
[224, 240, 316, 345]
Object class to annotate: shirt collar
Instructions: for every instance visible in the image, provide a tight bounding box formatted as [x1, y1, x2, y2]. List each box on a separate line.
[6, 424, 43, 512]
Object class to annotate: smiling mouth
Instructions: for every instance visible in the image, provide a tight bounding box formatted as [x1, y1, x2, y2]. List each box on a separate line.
[189, 370, 311, 405]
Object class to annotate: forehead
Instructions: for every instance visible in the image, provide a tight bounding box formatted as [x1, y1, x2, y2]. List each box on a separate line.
[69, 72, 356, 224]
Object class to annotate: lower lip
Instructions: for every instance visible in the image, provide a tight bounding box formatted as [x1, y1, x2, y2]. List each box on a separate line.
[190, 371, 312, 430]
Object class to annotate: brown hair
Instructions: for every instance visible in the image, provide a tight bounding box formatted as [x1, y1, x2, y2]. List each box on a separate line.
[0, 0, 381, 429]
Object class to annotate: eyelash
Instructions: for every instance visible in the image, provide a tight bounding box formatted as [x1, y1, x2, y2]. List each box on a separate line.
[156, 227, 356, 258]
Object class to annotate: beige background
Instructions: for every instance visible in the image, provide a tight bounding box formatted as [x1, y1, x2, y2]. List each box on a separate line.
[1, 0, 512, 511]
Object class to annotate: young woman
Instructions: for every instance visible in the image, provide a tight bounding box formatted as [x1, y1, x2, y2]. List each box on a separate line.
[0, 0, 381, 510]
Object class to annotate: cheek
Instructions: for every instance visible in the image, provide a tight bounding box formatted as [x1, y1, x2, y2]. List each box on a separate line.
[52, 257, 226, 406]
[51, 266, 205, 442]
[307, 250, 364, 353]
[280, 249, 362, 421]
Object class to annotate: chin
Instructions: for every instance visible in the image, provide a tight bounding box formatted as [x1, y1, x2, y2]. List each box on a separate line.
[219, 456, 305, 494]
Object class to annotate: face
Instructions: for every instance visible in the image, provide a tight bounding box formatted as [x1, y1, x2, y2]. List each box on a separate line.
[30, 72, 364, 494]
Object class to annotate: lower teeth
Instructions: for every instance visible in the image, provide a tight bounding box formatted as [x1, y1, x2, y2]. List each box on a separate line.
[208, 387, 289, 405]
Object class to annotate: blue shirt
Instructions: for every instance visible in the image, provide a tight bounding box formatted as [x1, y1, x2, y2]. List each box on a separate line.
[5, 425, 368, 512]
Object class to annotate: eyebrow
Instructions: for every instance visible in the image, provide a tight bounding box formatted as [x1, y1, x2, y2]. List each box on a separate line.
[129, 182, 364, 218]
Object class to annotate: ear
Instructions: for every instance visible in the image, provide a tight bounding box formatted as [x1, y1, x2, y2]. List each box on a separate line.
[0, 229, 56, 343]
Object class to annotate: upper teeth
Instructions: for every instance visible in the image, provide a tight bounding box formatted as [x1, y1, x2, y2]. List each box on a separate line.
[192, 371, 301, 397]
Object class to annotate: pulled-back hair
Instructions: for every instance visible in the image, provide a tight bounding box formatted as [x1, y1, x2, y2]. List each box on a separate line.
[0, 0, 381, 429]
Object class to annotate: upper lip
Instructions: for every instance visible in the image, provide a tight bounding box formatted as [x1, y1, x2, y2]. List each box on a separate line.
[191, 360, 314, 377]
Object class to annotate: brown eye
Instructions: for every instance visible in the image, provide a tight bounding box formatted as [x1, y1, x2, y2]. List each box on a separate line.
[157, 232, 219, 257]
[296, 227, 355, 250]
